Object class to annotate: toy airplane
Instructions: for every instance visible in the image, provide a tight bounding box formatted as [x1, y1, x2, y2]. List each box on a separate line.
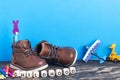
[83, 40, 106, 64]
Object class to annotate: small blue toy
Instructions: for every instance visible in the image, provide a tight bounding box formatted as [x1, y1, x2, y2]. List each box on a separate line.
[83, 40, 106, 64]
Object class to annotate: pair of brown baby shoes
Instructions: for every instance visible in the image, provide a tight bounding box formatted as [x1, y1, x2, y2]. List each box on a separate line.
[10, 40, 77, 71]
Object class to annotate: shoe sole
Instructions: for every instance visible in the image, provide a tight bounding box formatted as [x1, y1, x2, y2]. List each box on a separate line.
[10, 64, 48, 71]
[69, 49, 78, 66]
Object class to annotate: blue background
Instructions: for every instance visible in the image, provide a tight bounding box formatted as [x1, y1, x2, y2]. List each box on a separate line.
[0, 0, 120, 61]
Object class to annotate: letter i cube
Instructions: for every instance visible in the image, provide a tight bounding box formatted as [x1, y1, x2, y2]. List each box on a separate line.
[26, 71, 32, 78]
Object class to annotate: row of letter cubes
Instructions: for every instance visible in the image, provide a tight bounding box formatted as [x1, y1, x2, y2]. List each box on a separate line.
[13, 67, 76, 78]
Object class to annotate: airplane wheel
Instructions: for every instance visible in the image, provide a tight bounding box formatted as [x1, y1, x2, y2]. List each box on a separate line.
[114, 59, 118, 63]
[106, 57, 110, 61]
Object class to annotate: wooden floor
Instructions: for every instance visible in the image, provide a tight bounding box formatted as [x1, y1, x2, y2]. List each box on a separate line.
[0, 60, 120, 80]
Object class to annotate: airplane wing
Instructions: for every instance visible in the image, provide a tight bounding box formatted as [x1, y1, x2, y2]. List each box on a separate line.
[83, 40, 101, 62]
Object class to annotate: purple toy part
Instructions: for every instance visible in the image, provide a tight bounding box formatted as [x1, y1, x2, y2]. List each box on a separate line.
[12, 20, 19, 34]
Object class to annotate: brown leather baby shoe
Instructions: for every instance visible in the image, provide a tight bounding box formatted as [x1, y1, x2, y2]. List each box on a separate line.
[34, 40, 77, 67]
[10, 40, 48, 71]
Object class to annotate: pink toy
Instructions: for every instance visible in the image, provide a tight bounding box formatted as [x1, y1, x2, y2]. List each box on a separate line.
[12, 20, 19, 42]
[12, 20, 19, 34]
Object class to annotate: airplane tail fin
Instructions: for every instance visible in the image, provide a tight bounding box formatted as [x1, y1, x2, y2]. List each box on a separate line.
[99, 56, 106, 64]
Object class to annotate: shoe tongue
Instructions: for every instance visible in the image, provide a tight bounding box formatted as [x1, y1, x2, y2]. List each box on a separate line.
[40, 41, 50, 56]
[18, 40, 31, 48]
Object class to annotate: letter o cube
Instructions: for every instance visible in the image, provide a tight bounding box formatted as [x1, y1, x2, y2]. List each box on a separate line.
[63, 68, 70, 76]
[41, 70, 47, 78]
[55, 69, 62, 76]
[69, 67, 76, 74]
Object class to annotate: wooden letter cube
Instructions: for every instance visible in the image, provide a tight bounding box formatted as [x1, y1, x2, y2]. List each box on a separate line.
[69, 67, 76, 74]
[48, 69, 55, 77]
[41, 70, 47, 78]
[26, 71, 32, 78]
[20, 71, 26, 78]
[63, 68, 70, 76]
[55, 69, 62, 76]
[32, 71, 39, 78]
[13, 70, 21, 77]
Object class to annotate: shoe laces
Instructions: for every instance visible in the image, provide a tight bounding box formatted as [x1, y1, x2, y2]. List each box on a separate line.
[22, 47, 37, 56]
[13, 41, 37, 57]
[47, 43, 60, 61]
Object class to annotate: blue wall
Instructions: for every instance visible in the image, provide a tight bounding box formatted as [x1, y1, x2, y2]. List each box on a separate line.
[0, 0, 120, 61]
